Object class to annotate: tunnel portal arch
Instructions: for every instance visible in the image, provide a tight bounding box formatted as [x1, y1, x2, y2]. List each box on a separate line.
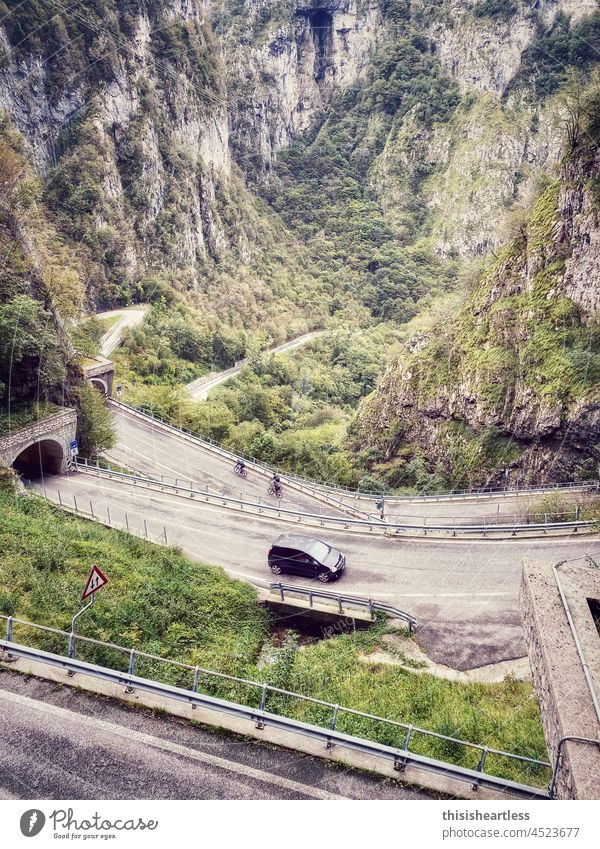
[90, 377, 109, 395]
[12, 437, 68, 479]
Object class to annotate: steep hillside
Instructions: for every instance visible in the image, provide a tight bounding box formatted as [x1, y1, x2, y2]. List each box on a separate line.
[354, 81, 600, 489]
[0, 118, 113, 454]
[0, 0, 329, 342]
[3, 0, 600, 483]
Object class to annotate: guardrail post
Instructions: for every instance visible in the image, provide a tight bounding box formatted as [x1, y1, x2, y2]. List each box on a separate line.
[471, 746, 488, 790]
[368, 600, 374, 620]
[107, 506, 111, 525]
[125, 649, 136, 693]
[278, 583, 284, 602]
[308, 591, 313, 608]
[73, 494, 78, 514]
[325, 704, 339, 749]
[394, 725, 413, 772]
[337, 596, 343, 614]
[256, 683, 268, 729]
[68, 631, 76, 661]
[190, 666, 200, 709]
[6, 616, 13, 643]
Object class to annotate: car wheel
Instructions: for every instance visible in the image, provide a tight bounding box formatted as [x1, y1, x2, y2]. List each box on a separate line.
[317, 572, 330, 583]
[270, 564, 282, 575]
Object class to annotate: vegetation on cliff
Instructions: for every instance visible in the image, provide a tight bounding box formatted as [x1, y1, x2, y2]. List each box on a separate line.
[352, 80, 600, 490]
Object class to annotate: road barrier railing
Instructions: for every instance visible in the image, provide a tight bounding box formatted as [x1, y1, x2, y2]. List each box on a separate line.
[0, 615, 551, 799]
[108, 399, 599, 505]
[71, 460, 596, 538]
[108, 400, 371, 519]
[269, 583, 417, 633]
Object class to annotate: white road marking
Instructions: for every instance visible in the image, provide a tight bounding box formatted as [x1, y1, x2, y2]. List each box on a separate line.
[47, 478, 600, 548]
[0, 690, 348, 801]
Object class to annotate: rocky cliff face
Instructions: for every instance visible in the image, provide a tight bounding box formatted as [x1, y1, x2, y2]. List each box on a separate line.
[215, 0, 382, 178]
[430, 0, 598, 96]
[355, 97, 600, 487]
[402, 0, 600, 258]
[1, 0, 599, 322]
[0, 0, 239, 306]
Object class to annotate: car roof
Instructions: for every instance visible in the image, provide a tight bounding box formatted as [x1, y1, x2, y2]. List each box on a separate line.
[272, 534, 327, 554]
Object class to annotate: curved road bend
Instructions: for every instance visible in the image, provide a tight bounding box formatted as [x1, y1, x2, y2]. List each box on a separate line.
[108, 404, 353, 518]
[0, 671, 428, 800]
[185, 331, 324, 401]
[36, 472, 600, 671]
[96, 306, 148, 358]
[109, 405, 589, 523]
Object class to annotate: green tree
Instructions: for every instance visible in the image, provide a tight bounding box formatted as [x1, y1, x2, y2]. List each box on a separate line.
[0, 295, 66, 404]
[74, 382, 115, 457]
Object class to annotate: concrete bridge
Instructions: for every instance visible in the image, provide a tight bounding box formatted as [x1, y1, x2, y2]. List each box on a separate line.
[0, 408, 77, 477]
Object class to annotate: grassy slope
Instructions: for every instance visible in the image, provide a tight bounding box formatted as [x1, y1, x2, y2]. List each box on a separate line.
[0, 493, 548, 784]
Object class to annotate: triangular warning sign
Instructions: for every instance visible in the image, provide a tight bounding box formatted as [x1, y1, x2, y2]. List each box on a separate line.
[81, 565, 109, 601]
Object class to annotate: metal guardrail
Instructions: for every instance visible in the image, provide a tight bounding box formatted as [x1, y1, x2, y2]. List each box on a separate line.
[72, 460, 596, 538]
[109, 398, 600, 505]
[269, 583, 417, 633]
[108, 400, 368, 518]
[0, 615, 551, 798]
[108, 399, 599, 503]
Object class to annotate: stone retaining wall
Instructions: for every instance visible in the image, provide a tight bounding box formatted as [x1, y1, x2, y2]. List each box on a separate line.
[520, 558, 600, 799]
[0, 408, 77, 472]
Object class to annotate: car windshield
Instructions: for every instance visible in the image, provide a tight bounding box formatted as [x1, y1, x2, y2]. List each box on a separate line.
[308, 540, 331, 561]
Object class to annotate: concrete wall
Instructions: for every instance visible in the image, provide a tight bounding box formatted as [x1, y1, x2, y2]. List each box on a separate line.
[0, 408, 77, 473]
[520, 559, 600, 799]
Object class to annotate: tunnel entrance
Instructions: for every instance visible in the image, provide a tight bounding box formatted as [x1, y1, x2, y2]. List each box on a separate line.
[310, 9, 333, 81]
[12, 439, 66, 480]
[90, 378, 108, 396]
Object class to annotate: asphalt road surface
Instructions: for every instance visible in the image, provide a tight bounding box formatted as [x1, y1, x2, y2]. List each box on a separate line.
[108, 404, 352, 518]
[185, 331, 324, 400]
[0, 671, 430, 800]
[107, 405, 592, 523]
[35, 470, 600, 670]
[97, 307, 148, 357]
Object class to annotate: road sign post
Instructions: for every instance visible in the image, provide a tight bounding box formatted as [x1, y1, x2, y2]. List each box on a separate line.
[69, 566, 109, 659]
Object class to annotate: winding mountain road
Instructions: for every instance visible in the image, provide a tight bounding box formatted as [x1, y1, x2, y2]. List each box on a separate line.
[97, 306, 149, 357]
[185, 331, 324, 400]
[36, 473, 600, 671]
[27, 404, 600, 672]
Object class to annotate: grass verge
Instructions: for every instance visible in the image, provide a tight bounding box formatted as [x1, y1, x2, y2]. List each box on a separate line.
[0, 492, 549, 785]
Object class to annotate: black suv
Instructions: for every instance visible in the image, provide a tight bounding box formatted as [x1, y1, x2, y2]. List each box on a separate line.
[268, 534, 346, 583]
